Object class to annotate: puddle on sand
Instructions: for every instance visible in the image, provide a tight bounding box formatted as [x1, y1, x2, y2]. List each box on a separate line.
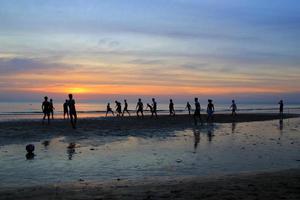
[0, 118, 300, 187]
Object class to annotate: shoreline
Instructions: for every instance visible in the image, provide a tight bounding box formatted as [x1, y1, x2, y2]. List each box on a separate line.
[0, 113, 298, 146]
[1, 168, 299, 199]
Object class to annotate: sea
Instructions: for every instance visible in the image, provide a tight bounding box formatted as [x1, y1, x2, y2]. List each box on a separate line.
[0, 101, 299, 121]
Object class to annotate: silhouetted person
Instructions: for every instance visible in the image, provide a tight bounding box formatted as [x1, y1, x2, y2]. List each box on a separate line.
[106, 103, 114, 116]
[169, 99, 175, 116]
[49, 99, 55, 119]
[146, 103, 154, 116]
[186, 102, 191, 115]
[230, 100, 237, 117]
[115, 101, 122, 116]
[136, 98, 144, 117]
[207, 99, 214, 122]
[152, 98, 158, 118]
[194, 98, 202, 125]
[279, 100, 284, 117]
[68, 94, 77, 129]
[122, 99, 130, 116]
[63, 99, 69, 119]
[42, 96, 51, 124]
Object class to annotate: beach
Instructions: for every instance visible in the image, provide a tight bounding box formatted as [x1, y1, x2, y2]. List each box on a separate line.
[0, 113, 298, 146]
[1, 169, 300, 200]
[0, 113, 300, 199]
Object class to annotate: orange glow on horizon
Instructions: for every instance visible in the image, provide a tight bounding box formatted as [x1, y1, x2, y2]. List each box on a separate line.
[14, 84, 299, 96]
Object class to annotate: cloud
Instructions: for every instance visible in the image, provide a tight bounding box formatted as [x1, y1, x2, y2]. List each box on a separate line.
[0, 57, 75, 75]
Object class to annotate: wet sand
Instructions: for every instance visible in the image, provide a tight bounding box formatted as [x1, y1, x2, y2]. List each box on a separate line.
[0, 113, 298, 145]
[1, 169, 300, 200]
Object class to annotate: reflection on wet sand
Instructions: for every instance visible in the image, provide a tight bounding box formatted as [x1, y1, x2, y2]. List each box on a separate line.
[193, 129, 200, 153]
[26, 152, 35, 160]
[67, 143, 76, 160]
[231, 121, 236, 134]
[279, 119, 283, 131]
[207, 123, 214, 142]
[1, 118, 300, 187]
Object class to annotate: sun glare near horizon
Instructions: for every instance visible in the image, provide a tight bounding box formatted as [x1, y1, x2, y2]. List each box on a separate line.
[0, 0, 299, 101]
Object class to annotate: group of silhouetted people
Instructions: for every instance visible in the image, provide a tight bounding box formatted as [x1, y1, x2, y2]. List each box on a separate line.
[42, 97, 55, 123]
[42, 94, 77, 129]
[42, 95, 285, 129]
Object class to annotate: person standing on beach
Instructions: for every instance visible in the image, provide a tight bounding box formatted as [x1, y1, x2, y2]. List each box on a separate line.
[63, 99, 69, 119]
[106, 103, 114, 116]
[194, 98, 201, 125]
[152, 98, 158, 118]
[49, 99, 55, 119]
[169, 99, 175, 116]
[207, 99, 215, 122]
[122, 99, 130, 116]
[115, 101, 122, 116]
[68, 94, 77, 129]
[186, 102, 191, 115]
[42, 96, 51, 124]
[279, 100, 284, 116]
[230, 100, 237, 117]
[136, 98, 144, 117]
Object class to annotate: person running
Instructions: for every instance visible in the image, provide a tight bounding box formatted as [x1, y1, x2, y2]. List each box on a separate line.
[146, 103, 154, 116]
[230, 100, 237, 117]
[278, 100, 284, 117]
[68, 94, 77, 129]
[207, 99, 215, 122]
[169, 99, 175, 116]
[136, 98, 144, 117]
[106, 103, 114, 117]
[186, 102, 191, 115]
[63, 99, 69, 119]
[42, 96, 51, 124]
[122, 99, 130, 116]
[115, 101, 122, 116]
[49, 99, 55, 119]
[152, 98, 158, 118]
[194, 98, 201, 125]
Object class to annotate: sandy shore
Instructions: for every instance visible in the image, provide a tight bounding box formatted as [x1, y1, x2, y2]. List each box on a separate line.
[0, 169, 299, 200]
[0, 113, 298, 145]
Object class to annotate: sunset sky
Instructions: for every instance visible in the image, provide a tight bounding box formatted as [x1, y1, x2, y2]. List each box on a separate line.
[0, 0, 299, 102]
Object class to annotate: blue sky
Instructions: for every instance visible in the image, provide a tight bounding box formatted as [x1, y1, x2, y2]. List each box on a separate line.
[0, 0, 299, 102]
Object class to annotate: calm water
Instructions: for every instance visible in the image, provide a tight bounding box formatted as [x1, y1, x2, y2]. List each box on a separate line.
[0, 118, 300, 187]
[0, 102, 299, 121]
